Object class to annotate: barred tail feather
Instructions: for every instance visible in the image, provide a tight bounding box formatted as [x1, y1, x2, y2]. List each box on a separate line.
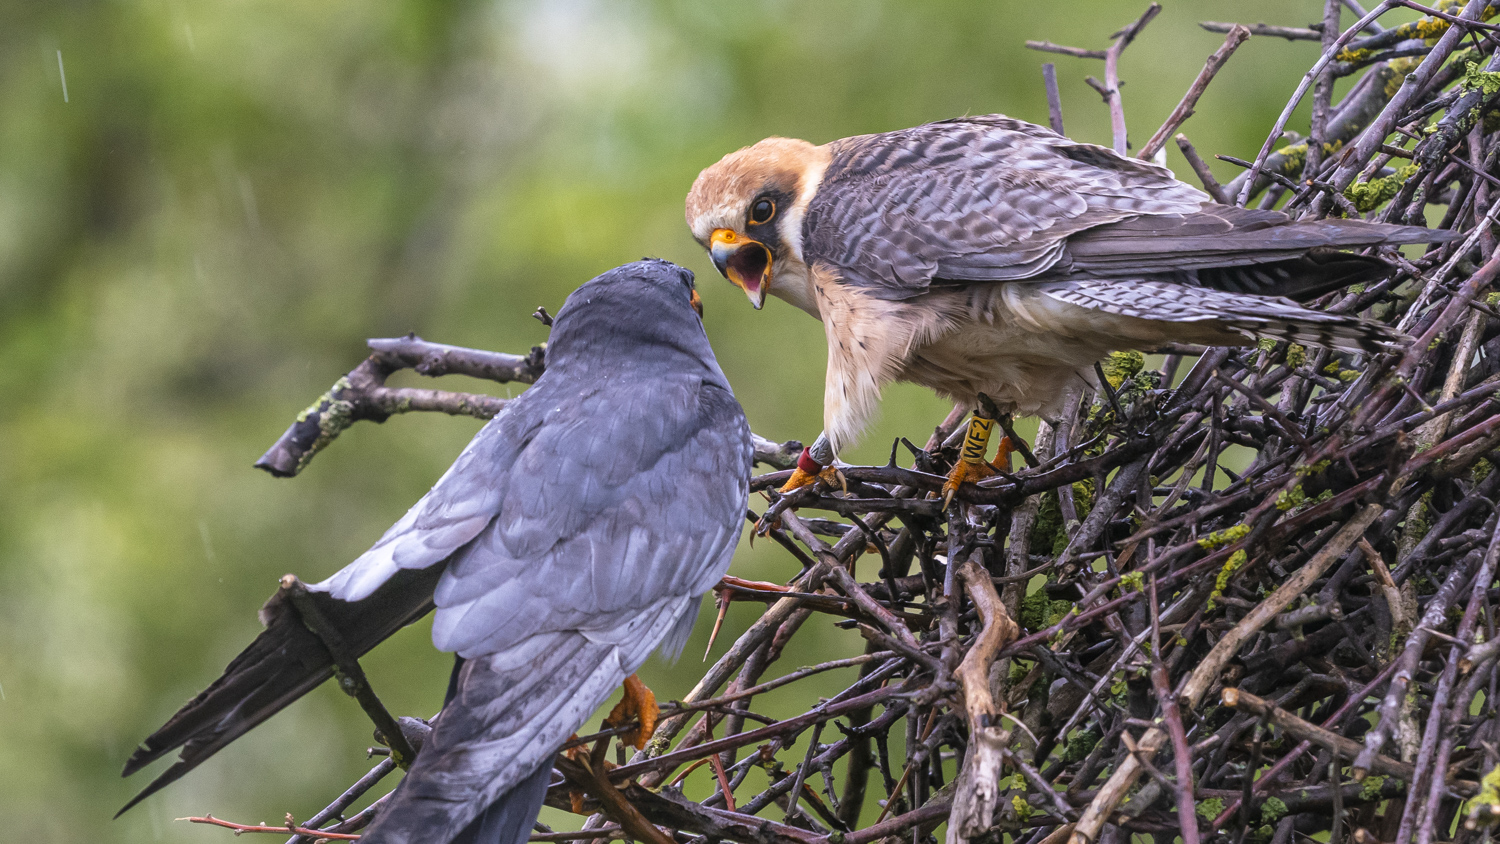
[1038, 279, 1407, 355]
[1215, 310, 1406, 355]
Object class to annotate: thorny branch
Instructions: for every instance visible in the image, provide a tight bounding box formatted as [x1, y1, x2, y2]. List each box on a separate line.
[190, 5, 1500, 844]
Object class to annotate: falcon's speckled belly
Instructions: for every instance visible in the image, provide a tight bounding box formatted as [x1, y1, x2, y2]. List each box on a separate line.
[895, 283, 1239, 420]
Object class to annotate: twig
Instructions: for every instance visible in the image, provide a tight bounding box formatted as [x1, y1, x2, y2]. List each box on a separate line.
[947, 558, 1020, 843]
[1200, 21, 1322, 41]
[1070, 503, 1387, 844]
[180, 814, 360, 840]
[1042, 63, 1065, 135]
[1104, 4, 1163, 153]
[279, 576, 416, 768]
[1025, 42, 1106, 60]
[1237, 0, 1397, 206]
[1140, 24, 1249, 161]
[1176, 134, 1231, 204]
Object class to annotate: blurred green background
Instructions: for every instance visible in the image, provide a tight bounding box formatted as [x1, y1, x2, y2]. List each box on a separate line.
[0, 1, 1398, 840]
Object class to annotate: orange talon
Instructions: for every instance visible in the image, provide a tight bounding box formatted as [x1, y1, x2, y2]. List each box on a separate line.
[942, 459, 998, 508]
[778, 465, 818, 494]
[942, 413, 999, 507]
[705, 590, 731, 659]
[603, 674, 658, 751]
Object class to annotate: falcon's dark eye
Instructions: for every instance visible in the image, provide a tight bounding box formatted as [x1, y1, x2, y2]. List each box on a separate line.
[749, 198, 775, 225]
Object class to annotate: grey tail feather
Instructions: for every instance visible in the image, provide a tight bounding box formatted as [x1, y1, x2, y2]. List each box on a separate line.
[116, 564, 444, 818]
[449, 764, 554, 844]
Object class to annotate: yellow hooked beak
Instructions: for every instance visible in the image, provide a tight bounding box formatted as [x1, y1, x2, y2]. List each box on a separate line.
[708, 228, 771, 310]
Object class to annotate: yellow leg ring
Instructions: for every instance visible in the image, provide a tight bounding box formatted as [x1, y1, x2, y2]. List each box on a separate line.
[960, 416, 995, 464]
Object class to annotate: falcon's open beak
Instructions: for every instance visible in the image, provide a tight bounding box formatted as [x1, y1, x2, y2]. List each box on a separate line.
[709, 229, 771, 310]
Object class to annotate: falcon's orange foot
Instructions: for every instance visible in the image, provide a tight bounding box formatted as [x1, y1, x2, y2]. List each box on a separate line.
[603, 674, 658, 751]
[942, 457, 997, 507]
[942, 410, 1016, 507]
[754, 445, 842, 536]
[778, 464, 842, 494]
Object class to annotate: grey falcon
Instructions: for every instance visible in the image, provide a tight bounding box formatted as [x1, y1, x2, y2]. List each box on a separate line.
[685, 114, 1450, 499]
[118, 259, 752, 844]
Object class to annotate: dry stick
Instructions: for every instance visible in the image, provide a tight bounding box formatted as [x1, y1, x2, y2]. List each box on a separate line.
[1220, 689, 1481, 795]
[1353, 548, 1483, 778]
[946, 559, 1021, 844]
[1408, 524, 1500, 844]
[1147, 578, 1197, 844]
[1024, 4, 1159, 154]
[554, 753, 676, 844]
[1199, 21, 1321, 41]
[635, 515, 880, 767]
[255, 343, 517, 477]
[1042, 63, 1065, 135]
[256, 335, 801, 479]
[181, 815, 361, 840]
[1397, 0, 1500, 34]
[1025, 42, 1106, 60]
[284, 758, 397, 844]
[280, 576, 417, 769]
[1238, 0, 1398, 206]
[1068, 502, 1386, 844]
[1361, 538, 1409, 634]
[1103, 4, 1162, 154]
[1138, 24, 1249, 161]
[1344, 0, 1387, 33]
[1325, 0, 1492, 194]
[617, 781, 824, 844]
[530, 831, 628, 842]
[564, 652, 897, 751]
[1305, 0, 1344, 182]
[1381, 225, 1500, 416]
[1207, 659, 1403, 831]
[781, 513, 927, 658]
[1176, 134, 1231, 204]
[632, 567, 830, 786]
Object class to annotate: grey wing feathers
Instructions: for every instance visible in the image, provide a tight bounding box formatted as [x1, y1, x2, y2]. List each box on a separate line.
[1039, 279, 1405, 354]
[431, 378, 749, 658]
[804, 115, 1207, 295]
[361, 613, 689, 844]
[360, 378, 750, 844]
[803, 115, 1452, 307]
[116, 399, 547, 814]
[314, 402, 543, 603]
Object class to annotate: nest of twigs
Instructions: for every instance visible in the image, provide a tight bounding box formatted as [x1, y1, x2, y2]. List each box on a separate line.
[202, 4, 1500, 844]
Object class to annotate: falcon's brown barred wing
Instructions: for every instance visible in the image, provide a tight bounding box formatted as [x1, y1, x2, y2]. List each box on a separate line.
[802, 115, 1207, 297]
[801, 115, 1452, 302]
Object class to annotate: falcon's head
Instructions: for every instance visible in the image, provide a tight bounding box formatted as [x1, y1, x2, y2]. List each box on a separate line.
[685, 137, 832, 313]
